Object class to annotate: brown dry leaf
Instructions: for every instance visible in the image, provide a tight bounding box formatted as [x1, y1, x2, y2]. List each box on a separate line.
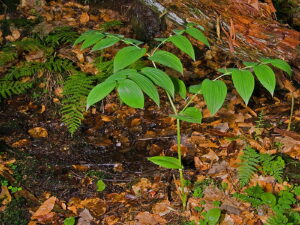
[152, 200, 172, 216]
[0, 159, 15, 175]
[202, 150, 219, 162]
[0, 186, 12, 208]
[38, 104, 46, 114]
[11, 139, 30, 148]
[104, 215, 119, 225]
[25, 50, 44, 62]
[106, 192, 127, 203]
[135, 211, 167, 225]
[72, 48, 85, 63]
[28, 127, 48, 138]
[68, 197, 106, 217]
[5, 28, 21, 42]
[31, 196, 56, 220]
[194, 157, 210, 171]
[80, 12, 90, 24]
[78, 208, 94, 225]
[132, 178, 152, 196]
[54, 87, 63, 97]
[275, 136, 300, 155]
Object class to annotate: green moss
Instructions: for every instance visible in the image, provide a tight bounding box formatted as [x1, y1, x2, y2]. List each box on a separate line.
[0, 198, 30, 225]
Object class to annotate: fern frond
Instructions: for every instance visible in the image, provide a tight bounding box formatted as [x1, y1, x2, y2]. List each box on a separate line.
[61, 72, 94, 135]
[266, 213, 289, 225]
[238, 147, 260, 187]
[3, 62, 43, 81]
[11, 38, 44, 52]
[0, 81, 33, 99]
[44, 57, 74, 73]
[45, 26, 78, 48]
[260, 154, 285, 182]
[0, 48, 17, 66]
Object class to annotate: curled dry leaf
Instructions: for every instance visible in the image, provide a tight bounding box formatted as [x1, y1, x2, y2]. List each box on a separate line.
[152, 200, 172, 216]
[28, 127, 48, 138]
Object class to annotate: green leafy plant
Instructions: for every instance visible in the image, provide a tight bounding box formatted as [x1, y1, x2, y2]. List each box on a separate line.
[238, 147, 285, 187]
[61, 72, 94, 135]
[235, 185, 300, 225]
[64, 216, 76, 225]
[199, 208, 221, 225]
[237, 147, 260, 187]
[96, 179, 106, 192]
[74, 22, 291, 208]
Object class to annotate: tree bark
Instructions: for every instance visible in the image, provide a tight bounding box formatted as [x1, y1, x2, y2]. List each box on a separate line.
[138, 0, 299, 64]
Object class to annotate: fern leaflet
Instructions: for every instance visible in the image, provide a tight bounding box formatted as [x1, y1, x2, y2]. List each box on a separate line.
[238, 147, 260, 187]
[61, 72, 94, 135]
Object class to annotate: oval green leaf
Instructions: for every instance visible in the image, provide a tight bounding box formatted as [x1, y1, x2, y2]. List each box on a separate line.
[96, 180, 106, 192]
[185, 27, 210, 47]
[148, 50, 183, 74]
[231, 69, 254, 105]
[128, 73, 160, 106]
[141, 67, 175, 97]
[114, 46, 146, 73]
[170, 107, 202, 123]
[81, 32, 105, 50]
[87, 81, 116, 109]
[253, 65, 276, 96]
[91, 37, 119, 52]
[171, 77, 186, 99]
[243, 61, 258, 67]
[117, 79, 144, 108]
[148, 156, 182, 169]
[205, 208, 221, 225]
[169, 34, 195, 60]
[202, 79, 227, 116]
[260, 58, 292, 77]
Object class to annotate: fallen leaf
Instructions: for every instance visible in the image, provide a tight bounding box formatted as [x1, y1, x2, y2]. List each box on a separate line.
[135, 211, 167, 225]
[202, 150, 219, 162]
[28, 127, 48, 138]
[78, 208, 94, 225]
[11, 139, 30, 147]
[132, 178, 152, 196]
[152, 200, 172, 216]
[80, 12, 90, 24]
[31, 196, 56, 220]
[0, 186, 12, 208]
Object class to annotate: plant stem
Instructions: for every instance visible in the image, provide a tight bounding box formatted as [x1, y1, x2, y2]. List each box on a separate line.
[287, 92, 295, 131]
[176, 118, 187, 209]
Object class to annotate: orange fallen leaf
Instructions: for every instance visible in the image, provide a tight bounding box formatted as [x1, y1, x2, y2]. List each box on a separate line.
[31, 196, 56, 220]
[28, 127, 48, 138]
[11, 139, 30, 148]
[135, 211, 167, 225]
[80, 12, 90, 24]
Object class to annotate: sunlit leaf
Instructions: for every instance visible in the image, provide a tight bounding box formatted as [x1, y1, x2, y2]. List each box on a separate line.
[91, 37, 119, 52]
[141, 67, 174, 97]
[171, 77, 186, 99]
[117, 79, 144, 108]
[231, 69, 254, 105]
[96, 180, 106, 192]
[169, 34, 195, 60]
[185, 27, 210, 47]
[253, 65, 276, 96]
[201, 79, 227, 115]
[170, 107, 202, 123]
[114, 46, 146, 73]
[148, 156, 182, 169]
[148, 50, 183, 74]
[129, 73, 160, 106]
[64, 217, 75, 225]
[87, 81, 116, 109]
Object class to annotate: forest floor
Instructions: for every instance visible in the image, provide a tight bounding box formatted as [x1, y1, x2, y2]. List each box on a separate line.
[0, 1, 300, 225]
